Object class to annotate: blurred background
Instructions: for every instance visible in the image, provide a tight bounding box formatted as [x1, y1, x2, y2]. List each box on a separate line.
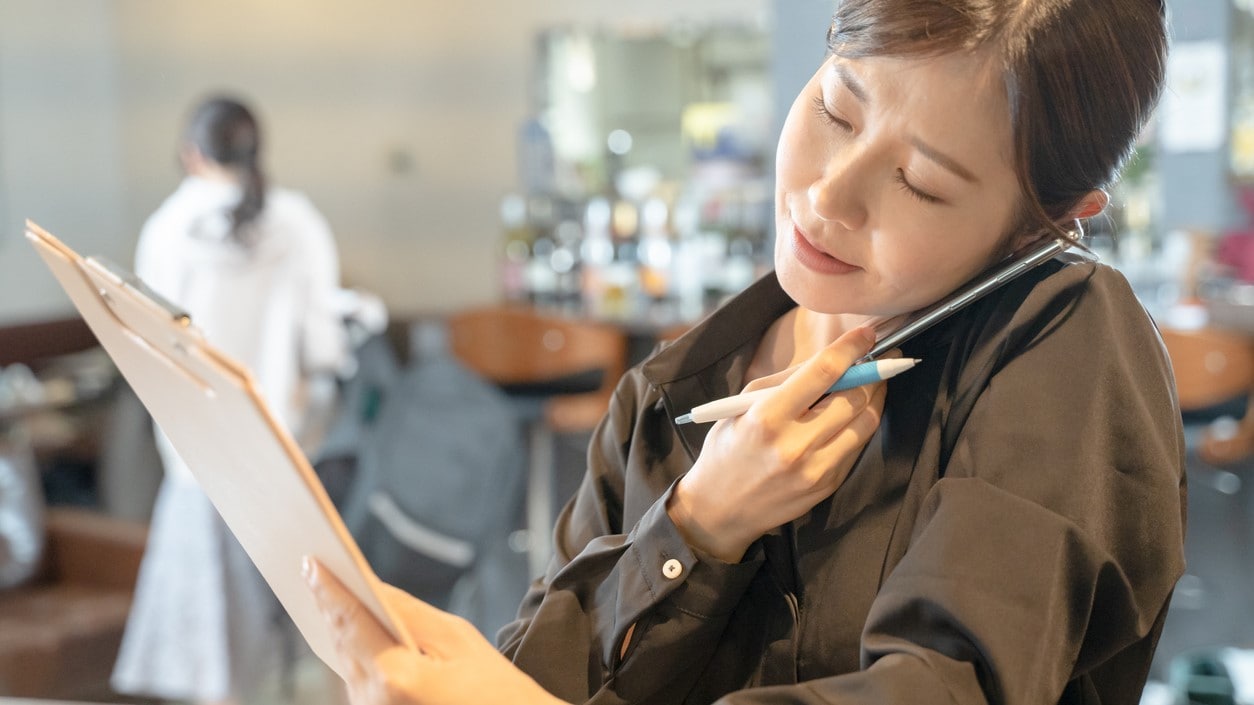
[0, 0, 775, 322]
[1, 0, 1253, 703]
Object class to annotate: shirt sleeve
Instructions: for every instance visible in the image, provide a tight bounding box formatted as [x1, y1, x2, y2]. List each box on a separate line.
[716, 264, 1187, 705]
[290, 193, 350, 376]
[134, 215, 180, 302]
[497, 372, 766, 705]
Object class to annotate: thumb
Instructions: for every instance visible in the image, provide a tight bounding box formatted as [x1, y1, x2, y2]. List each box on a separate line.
[380, 582, 480, 658]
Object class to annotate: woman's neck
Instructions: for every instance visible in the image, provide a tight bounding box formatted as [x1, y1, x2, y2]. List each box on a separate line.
[189, 163, 241, 185]
[745, 307, 880, 383]
[181, 146, 242, 185]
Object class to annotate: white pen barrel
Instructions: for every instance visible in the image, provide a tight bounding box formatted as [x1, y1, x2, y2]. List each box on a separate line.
[686, 386, 775, 424]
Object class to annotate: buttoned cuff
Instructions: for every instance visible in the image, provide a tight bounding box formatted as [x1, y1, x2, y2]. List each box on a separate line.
[618, 481, 765, 626]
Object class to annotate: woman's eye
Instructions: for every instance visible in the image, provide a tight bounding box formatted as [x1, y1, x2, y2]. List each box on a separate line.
[894, 170, 943, 205]
[811, 96, 852, 131]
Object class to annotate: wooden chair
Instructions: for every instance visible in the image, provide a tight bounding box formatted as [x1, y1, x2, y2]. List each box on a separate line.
[447, 306, 626, 433]
[0, 507, 148, 700]
[1159, 326, 1254, 466]
[445, 306, 627, 575]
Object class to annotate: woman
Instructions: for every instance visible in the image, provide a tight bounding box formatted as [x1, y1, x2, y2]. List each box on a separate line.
[113, 96, 350, 705]
[308, 1, 1186, 703]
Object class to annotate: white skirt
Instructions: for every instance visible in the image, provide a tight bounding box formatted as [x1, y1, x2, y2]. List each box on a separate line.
[111, 473, 297, 702]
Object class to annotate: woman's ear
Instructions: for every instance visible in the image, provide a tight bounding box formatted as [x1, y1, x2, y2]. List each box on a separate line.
[179, 144, 206, 176]
[1067, 189, 1109, 221]
[1005, 188, 1111, 255]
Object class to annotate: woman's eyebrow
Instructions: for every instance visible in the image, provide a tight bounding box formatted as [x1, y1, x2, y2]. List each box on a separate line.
[910, 136, 979, 183]
[835, 61, 980, 184]
[833, 64, 871, 104]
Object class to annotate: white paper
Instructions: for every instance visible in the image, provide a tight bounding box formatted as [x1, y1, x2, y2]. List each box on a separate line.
[1161, 40, 1228, 153]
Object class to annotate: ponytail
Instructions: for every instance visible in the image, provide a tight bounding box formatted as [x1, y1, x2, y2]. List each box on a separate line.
[233, 161, 266, 236]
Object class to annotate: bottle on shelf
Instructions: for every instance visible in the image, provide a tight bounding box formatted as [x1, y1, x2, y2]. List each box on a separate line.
[696, 195, 731, 311]
[723, 183, 773, 297]
[670, 194, 707, 321]
[551, 215, 584, 313]
[637, 196, 676, 318]
[524, 194, 560, 308]
[580, 196, 615, 318]
[499, 194, 533, 303]
[602, 197, 641, 320]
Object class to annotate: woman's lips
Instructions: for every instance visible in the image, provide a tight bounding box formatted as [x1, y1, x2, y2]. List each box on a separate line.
[790, 226, 859, 275]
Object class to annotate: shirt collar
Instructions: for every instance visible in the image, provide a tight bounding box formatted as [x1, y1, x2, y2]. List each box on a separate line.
[640, 271, 797, 388]
[640, 272, 797, 460]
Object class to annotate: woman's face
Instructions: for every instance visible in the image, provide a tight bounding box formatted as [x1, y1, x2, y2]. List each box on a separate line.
[775, 51, 1025, 316]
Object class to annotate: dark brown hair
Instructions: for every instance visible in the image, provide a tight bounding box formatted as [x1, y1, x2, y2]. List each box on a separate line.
[827, 0, 1167, 243]
[184, 96, 267, 242]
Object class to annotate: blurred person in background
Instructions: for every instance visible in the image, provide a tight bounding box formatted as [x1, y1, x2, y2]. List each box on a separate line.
[111, 95, 355, 705]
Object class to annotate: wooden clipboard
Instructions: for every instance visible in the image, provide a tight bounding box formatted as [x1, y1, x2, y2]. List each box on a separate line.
[25, 220, 412, 678]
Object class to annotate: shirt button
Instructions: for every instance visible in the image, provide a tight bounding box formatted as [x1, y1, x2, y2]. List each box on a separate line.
[662, 558, 683, 580]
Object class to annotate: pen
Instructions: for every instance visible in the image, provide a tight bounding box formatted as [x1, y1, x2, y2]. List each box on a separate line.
[674, 357, 921, 425]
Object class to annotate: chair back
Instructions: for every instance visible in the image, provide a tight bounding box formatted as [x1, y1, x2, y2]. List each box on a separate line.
[1160, 326, 1254, 411]
[446, 306, 627, 433]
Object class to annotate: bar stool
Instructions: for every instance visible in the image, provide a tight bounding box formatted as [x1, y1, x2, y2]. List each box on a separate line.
[1160, 325, 1254, 474]
[446, 306, 627, 577]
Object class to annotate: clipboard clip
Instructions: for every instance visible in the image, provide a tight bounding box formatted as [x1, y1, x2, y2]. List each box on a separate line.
[88, 256, 193, 327]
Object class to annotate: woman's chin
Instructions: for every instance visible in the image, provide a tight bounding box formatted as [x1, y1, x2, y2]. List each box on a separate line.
[777, 266, 861, 314]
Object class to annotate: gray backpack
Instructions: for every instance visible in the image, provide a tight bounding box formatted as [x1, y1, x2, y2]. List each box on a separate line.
[331, 331, 527, 614]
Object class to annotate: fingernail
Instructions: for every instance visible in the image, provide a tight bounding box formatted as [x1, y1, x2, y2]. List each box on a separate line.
[301, 555, 315, 584]
[857, 326, 877, 346]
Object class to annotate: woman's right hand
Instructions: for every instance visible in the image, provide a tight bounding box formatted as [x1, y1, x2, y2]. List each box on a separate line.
[666, 326, 887, 563]
[306, 558, 567, 705]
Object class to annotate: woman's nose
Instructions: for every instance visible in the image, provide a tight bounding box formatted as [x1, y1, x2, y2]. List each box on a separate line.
[807, 155, 868, 230]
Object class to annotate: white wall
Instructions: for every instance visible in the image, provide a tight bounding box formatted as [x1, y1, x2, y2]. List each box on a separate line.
[0, 0, 767, 325]
[0, 0, 127, 323]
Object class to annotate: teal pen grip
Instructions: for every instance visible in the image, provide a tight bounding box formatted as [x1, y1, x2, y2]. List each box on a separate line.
[827, 361, 886, 393]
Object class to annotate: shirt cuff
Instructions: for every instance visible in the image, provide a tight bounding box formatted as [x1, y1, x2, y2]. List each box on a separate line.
[619, 480, 765, 624]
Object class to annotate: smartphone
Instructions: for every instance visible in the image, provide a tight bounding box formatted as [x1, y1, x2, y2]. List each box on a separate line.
[861, 235, 1090, 362]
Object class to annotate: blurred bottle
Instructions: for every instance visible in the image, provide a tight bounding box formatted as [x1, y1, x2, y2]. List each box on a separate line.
[499, 194, 532, 303]
[697, 195, 731, 310]
[727, 183, 774, 295]
[725, 233, 757, 297]
[580, 197, 615, 317]
[525, 195, 560, 308]
[603, 197, 641, 319]
[721, 193, 757, 298]
[744, 180, 775, 282]
[638, 197, 675, 317]
[670, 195, 707, 321]
[517, 115, 556, 195]
[551, 216, 583, 313]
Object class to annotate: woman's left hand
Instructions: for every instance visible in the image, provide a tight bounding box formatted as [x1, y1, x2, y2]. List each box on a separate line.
[304, 557, 566, 705]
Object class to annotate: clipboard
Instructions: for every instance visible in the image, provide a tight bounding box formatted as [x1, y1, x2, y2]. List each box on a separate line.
[24, 220, 413, 678]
